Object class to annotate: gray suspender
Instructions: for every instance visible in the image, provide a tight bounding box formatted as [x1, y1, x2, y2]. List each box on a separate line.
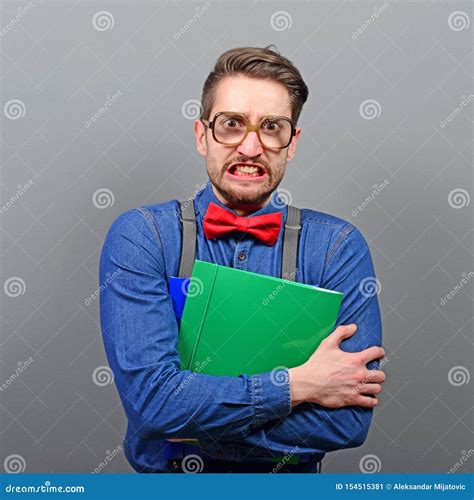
[281, 205, 301, 281]
[178, 199, 301, 280]
[178, 200, 197, 278]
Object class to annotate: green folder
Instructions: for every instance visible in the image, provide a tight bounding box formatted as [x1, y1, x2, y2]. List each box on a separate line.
[178, 260, 343, 376]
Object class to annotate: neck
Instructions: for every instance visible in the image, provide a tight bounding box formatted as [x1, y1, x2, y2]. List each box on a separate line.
[211, 184, 271, 216]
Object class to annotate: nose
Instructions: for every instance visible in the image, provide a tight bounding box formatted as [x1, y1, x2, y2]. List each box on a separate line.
[236, 131, 263, 157]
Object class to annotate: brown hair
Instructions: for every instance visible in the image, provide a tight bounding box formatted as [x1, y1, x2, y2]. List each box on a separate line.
[200, 45, 309, 124]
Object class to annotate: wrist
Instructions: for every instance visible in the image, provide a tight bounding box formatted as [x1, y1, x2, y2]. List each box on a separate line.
[288, 366, 308, 407]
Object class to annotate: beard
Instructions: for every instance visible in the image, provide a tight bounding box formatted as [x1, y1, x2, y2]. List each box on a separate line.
[206, 154, 287, 208]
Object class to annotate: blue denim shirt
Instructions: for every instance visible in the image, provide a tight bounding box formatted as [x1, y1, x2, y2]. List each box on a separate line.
[99, 180, 382, 473]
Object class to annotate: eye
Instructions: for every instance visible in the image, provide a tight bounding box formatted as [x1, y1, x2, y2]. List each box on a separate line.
[223, 117, 244, 128]
[261, 119, 281, 131]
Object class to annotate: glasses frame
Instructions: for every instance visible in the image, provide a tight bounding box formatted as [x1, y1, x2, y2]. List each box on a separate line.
[200, 111, 297, 150]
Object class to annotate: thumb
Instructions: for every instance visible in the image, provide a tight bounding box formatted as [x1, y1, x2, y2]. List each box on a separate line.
[327, 324, 357, 347]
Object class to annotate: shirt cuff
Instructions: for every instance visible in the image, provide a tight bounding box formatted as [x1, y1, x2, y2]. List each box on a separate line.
[250, 369, 292, 427]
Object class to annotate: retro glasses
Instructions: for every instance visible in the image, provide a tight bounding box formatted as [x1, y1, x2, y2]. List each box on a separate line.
[200, 111, 296, 149]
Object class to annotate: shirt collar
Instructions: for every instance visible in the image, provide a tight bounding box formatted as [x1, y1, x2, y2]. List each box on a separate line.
[195, 179, 287, 219]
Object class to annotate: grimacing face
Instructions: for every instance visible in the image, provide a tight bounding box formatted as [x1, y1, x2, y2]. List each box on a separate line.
[194, 75, 301, 214]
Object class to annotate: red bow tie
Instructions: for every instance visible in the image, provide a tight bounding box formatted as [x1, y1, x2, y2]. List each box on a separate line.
[203, 202, 282, 246]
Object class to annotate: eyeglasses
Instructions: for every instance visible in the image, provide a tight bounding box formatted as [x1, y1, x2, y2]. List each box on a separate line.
[200, 111, 296, 149]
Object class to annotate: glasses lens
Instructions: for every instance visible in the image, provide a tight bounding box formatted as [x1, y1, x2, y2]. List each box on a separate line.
[214, 113, 246, 145]
[259, 117, 292, 148]
[213, 114, 292, 148]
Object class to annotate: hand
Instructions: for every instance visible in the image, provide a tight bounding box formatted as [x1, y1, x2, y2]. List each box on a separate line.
[288, 324, 386, 409]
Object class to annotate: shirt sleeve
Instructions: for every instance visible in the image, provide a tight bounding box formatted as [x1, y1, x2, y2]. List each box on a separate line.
[198, 224, 383, 459]
[98, 209, 291, 443]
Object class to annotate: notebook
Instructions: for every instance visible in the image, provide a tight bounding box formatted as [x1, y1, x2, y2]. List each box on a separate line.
[177, 260, 343, 376]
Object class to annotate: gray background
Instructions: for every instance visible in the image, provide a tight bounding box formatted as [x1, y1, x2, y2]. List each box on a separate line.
[1, 0, 472, 474]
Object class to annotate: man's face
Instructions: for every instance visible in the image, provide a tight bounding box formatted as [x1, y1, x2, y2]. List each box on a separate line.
[194, 75, 301, 210]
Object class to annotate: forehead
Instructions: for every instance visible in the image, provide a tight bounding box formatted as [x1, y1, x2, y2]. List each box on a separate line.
[210, 75, 292, 119]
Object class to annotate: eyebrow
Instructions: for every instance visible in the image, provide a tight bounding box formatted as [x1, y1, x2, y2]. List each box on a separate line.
[225, 111, 289, 119]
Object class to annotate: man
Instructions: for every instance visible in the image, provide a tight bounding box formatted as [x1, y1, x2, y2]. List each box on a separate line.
[99, 46, 385, 473]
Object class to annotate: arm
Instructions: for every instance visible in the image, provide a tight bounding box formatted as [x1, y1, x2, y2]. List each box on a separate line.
[198, 225, 383, 459]
[99, 209, 291, 442]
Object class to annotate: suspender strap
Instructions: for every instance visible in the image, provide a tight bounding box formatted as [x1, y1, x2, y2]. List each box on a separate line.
[281, 205, 301, 281]
[178, 200, 197, 278]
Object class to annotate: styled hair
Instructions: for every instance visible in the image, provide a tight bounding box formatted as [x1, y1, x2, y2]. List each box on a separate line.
[200, 45, 309, 124]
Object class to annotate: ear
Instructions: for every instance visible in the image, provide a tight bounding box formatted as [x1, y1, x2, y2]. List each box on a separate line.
[286, 127, 301, 162]
[194, 119, 207, 157]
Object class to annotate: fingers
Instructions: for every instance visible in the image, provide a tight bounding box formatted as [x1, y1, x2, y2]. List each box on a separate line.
[355, 395, 379, 407]
[358, 383, 382, 395]
[362, 346, 386, 364]
[328, 324, 357, 346]
[363, 369, 386, 383]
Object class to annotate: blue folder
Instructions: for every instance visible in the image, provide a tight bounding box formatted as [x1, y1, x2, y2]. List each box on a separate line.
[169, 276, 190, 322]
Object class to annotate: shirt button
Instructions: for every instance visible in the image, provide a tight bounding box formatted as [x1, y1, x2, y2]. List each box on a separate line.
[238, 251, 246, 261]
